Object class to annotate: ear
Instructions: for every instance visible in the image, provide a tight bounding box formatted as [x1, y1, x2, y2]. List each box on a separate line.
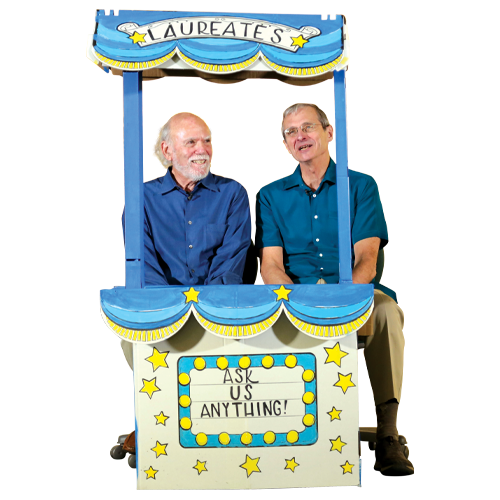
[161, 141, 172, 161]
[283, 139, 292, 155]
[326, 125, 334, 143]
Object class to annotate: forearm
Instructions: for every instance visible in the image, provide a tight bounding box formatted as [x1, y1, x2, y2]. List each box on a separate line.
[352, 258, 376, 284]
[261, 262, 294, 285]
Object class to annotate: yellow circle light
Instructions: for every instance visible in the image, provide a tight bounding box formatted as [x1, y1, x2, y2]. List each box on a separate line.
[217, 357, 229, 370]
[196, 433, 208, 446]
[262, 355, 274, 368]
[179, 395, 191, 408]
[287, 430, 299, 443]
[180, 417, 192, 430]
[240, 432, 253, 445]
[303, 392, 315, 405]
[303, 414, 315, 427]
[239, 356, 251, 369]
[178, 373, 190, 385]
[263, 431, 276, 444]
[285, 354, 297, 368]
[218, 432, 231, 445]
[302, 369, 315, 382]
[194, 357, 206, 370]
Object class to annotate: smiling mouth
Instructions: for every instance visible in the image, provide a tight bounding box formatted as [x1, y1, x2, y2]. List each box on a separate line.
[191, 160, 206, 165]
[298, 144, 312, 151]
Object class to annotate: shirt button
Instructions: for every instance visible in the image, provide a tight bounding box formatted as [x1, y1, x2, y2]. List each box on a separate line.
[319, 253, 323, 257]
[189, 245, 193, 249]
[313, 194, 316, 198]
[316, 238, 319, 242]
[320, 267, 324, 271]
[314, 215, 318, 219]
[191, 269, 195, 273]
[188, 221, 192, 225]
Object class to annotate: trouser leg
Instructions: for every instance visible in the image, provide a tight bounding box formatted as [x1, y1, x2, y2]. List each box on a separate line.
[363, 290, 405, 406]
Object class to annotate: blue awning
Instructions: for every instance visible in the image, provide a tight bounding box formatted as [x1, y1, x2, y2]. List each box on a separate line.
[90, 11, 348, 78]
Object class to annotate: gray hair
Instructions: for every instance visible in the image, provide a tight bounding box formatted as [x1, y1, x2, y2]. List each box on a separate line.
[154, 118, 174, 168]
[281, 103, 331, 140]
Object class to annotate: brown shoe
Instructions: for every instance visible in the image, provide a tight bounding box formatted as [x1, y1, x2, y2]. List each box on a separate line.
[374, 436, 414, 476]
[122, 431, 136, 454]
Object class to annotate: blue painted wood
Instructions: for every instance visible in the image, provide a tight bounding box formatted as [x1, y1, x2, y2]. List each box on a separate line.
[123, 71, 144, 289]
[334, 68, 353, 284]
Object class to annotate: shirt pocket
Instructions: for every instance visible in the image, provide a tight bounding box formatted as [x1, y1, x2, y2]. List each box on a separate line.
[205, 223, 228, 253]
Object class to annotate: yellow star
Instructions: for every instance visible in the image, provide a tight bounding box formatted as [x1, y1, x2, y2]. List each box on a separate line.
[273, 285, 292, 301]
[285, 457, 299, 472]
[291, 34, 309, 48]
[330, 436, 347, 453]
[145, 465, 158, 479]
[151, 441, 168, 458]
[193, 460, 207, 475]
[324, 343, 348, 366]
[327, 406, 342, 421]
[140, 378, 160, 399]
[334, 373, 356, 394]
[154, 411, 169, 425]
[129, 31, 146, 44]
[146, 347, 169, 371]
[240, 455, 261, 477]
[183, 287, 200, 303]
[341, 460, 354, 474]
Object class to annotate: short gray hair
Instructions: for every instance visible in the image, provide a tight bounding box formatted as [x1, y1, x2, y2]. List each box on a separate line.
[154, 119, 174, 168]
[281, 103, 331, 140]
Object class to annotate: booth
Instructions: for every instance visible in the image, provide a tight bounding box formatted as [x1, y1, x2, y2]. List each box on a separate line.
[89, 10, 373, 489]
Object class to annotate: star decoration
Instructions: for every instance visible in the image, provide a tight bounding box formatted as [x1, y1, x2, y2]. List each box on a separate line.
[330, 436, 347, 453]
[273, 285, 292, 301]
[341, 460, 354, 474]
[140, 378, 160, 399]
[285, 457, 299, 472]
[129, 31, 146, 44]
[146, 348, 169, 371]
[240, 455, 261, 477]
[145, 466, 158, 479]
[183, 287, 200, 303]
[151, 441, 168, 458]
[327, 406, 342, 421]
[334, 373, 356, 394]
[193, 460, 208, 475]
[291, 34, 309, 48]
[324, 343, 348, 366]
[154, 411, 169, 425]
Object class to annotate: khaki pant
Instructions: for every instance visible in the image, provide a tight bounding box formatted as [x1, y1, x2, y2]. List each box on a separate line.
[122, 288, 405, 406]
[359, 289, 405, 405]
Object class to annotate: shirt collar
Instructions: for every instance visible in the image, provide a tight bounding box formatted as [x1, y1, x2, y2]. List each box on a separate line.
[282, 158, 337, 190]
[160, 168, 219, 194]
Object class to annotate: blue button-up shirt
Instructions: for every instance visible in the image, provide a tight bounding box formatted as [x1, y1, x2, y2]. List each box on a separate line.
[256, 159, 388, 285]
[128, 168, 251, 286]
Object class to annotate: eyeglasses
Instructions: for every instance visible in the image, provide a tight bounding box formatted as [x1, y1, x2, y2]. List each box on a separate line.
[283, 122, 320, 138]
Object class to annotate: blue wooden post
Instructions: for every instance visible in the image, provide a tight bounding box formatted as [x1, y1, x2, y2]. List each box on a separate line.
[123, 71, 144, 289]
[334, 69, 353, 284]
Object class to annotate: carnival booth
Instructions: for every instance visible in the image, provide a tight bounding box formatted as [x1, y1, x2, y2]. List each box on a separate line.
[89, 10, 374, 489]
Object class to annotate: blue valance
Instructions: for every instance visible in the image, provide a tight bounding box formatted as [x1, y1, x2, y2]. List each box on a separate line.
[101, 284, 373, 343]
[90, 11, 348, 77]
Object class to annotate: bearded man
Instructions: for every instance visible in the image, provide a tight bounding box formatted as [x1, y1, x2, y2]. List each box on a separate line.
[138, 112, 251, 286]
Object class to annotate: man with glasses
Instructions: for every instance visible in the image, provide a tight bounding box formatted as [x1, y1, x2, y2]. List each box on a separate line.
[255, 103, 413, 477]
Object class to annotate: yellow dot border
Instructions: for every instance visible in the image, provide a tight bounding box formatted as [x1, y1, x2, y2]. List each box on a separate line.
[178, 50, 260, 73]
[261, 53, 345, 77]
[94, 48, 176, 70]
[283, 302, 374, 338]
[101, 308, 190, 343]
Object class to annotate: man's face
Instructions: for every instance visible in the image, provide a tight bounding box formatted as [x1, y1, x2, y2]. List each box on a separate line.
[282, 107, 333, 164]
[162, 116, 213, 182]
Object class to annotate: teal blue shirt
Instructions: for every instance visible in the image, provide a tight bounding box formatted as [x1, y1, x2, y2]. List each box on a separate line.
[256, 159, 388, 285]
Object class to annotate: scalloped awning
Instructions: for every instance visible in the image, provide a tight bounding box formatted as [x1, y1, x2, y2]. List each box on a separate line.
[101, 284, 373, 344]
[90, 11, 348, 78]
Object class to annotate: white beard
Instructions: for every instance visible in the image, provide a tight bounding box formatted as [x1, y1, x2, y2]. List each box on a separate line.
[172, 155, 211, 182]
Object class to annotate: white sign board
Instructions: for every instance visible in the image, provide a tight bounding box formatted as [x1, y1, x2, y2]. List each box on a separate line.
[132, 318, 359, 489]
